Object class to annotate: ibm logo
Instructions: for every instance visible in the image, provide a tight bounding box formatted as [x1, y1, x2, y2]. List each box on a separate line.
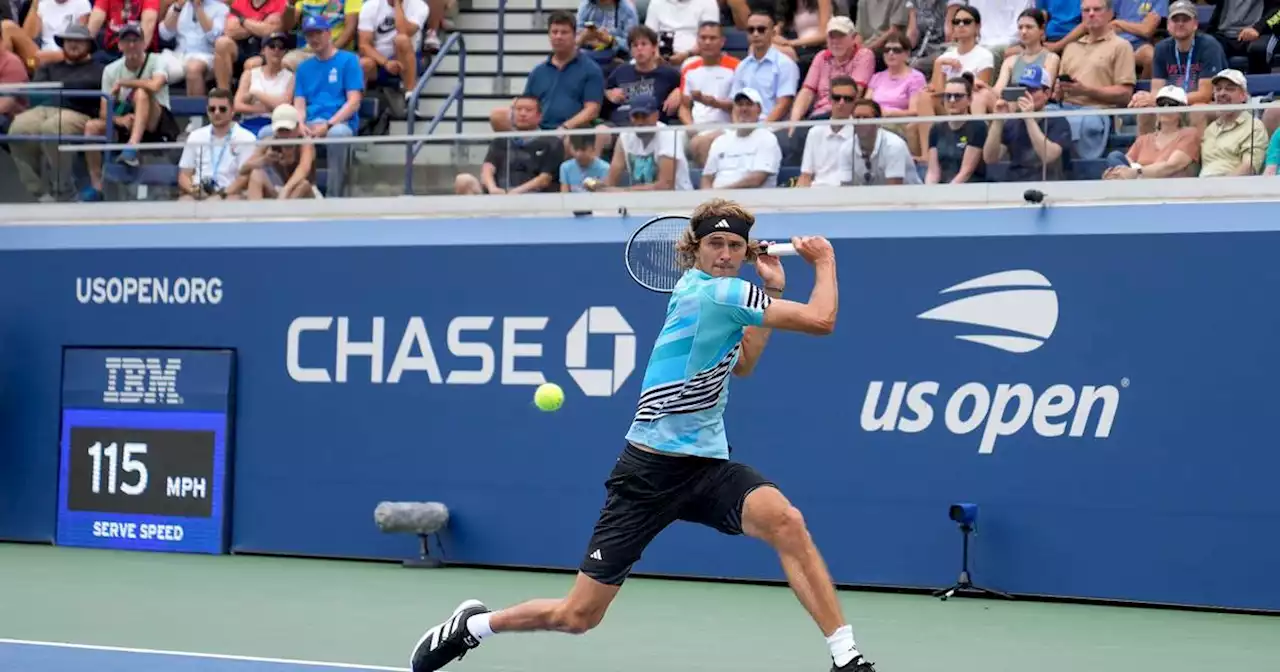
[103, 357, 184, 405]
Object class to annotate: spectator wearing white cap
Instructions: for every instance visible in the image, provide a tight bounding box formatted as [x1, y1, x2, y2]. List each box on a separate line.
[728, 8, 799, 122]
[177, 86, 257, 200]
[1103, 85, 1200, 179]
[1199, 68, 1269, 176]
[159, 0, 230, 101]
[701, 87, 782, 188]
[240, 103, 318, 199]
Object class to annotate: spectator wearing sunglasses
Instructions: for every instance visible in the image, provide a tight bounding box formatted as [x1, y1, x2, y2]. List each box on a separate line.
[931, 4, 995, 95]
[982, 63, 1072, 181]
[796, 75, 857, 187]
[865, 32, 928, 157]
[925, 74, 987, 183]
[177, 87, 258, 200]
[1103, 84, 1199, 179]
[728, 8, 799, 122]
[233, 30, 293, 136]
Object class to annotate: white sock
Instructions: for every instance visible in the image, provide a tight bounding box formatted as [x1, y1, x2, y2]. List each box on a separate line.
[826, 624, 859, 667]
[466, 613, 495, 641]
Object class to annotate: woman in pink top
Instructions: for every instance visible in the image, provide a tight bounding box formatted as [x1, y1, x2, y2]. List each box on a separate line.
[865, 33, 928, 157]
[1102, 85, 1200, 180]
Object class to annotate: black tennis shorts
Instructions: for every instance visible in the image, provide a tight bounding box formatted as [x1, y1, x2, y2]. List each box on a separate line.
[578, 443, 775, 586]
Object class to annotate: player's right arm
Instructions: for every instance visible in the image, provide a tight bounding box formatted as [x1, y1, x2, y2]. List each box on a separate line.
[759, 236, 838, 335]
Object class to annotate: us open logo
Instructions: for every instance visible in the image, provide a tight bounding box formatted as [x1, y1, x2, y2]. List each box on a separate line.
[916, 269, 1059, 354]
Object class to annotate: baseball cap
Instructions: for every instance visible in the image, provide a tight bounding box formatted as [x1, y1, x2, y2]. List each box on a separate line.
[301, 14, 332, 33]
[627, 93, 658, 116]
[1154, 85, 1188, 105]
[1212, 68, 1247, 89]
[827, 16, 856, 35]
[734, 87, 764, 106]
[117, 22, 143, 39]
[1017, 64, 1052, 89]
[271, 104, 302, 132]
[1168, 0, 1197, 19]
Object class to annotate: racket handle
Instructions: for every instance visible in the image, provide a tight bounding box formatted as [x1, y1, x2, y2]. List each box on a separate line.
[763, 242, 797, 257]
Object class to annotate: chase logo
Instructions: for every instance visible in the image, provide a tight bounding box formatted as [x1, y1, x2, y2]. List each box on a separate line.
[916, 270, 1058, 354]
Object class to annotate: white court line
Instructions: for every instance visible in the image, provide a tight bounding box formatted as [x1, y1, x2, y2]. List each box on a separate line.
[0, 638, 407, 671]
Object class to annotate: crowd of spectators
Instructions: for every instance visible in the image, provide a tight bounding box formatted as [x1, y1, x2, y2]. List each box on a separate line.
[1, 0, 1278, 202]
[0, 0, 449, 201]
[461, 0, 1280, 195]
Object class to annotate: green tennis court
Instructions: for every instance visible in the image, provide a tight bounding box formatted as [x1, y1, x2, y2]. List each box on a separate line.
[2, 543, 1276, 672]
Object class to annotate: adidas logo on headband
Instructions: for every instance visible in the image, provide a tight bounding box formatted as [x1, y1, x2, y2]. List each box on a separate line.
[715, 220, 730, 228]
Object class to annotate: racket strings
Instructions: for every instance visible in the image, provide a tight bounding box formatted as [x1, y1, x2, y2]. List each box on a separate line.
[626, 216, 690, 293]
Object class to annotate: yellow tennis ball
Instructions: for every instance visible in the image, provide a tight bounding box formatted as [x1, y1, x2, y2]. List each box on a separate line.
[534, 383, 565, 412]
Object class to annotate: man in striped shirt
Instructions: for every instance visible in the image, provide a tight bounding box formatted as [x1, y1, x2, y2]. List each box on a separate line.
[410, 199, 879, 672]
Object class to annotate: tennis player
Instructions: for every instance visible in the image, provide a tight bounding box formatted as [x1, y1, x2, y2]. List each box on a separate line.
[410, 198, 876, 672]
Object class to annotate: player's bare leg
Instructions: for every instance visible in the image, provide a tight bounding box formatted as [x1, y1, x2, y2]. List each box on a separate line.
[488, 572, 620, 633]
[742, 486, 875, 671]
[409, 573, 621, 672]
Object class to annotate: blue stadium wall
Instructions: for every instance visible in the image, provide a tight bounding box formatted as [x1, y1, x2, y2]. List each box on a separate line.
[2, 201, 1278, 613]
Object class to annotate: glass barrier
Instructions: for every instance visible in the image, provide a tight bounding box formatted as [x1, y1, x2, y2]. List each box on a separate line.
[3, 92, 1277, 207]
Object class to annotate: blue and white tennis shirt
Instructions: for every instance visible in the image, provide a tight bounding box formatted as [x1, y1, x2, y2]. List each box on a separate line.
[624, 268, 773, 460]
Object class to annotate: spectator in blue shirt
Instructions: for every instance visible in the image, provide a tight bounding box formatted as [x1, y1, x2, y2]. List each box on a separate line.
[982, 63, 1073, 181]
[1037, 0, 1081, 42]
[601, 25, 682, 126]
[293, 14, 364, 197]
[492, 10, 604, 133]
[576, 0, 639, 69]
[729, 8, 799, 123]
[559, 133, 611, 191]
[1129, 0, 1227, 132]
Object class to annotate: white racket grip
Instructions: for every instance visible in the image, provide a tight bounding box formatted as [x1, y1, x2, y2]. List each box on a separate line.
[764, 242, 797, 256]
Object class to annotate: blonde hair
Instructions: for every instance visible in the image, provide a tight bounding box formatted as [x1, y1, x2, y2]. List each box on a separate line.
[675, 198, 760, 270]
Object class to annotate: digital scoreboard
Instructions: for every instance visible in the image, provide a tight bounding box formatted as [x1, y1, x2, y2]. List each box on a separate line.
[56, 348, 235, 554]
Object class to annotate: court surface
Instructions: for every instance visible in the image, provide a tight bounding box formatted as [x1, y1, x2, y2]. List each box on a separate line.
[2, 544, 1276, 672]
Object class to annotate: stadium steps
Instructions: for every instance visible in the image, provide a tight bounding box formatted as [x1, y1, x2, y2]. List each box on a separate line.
[379, 0, 578, 168]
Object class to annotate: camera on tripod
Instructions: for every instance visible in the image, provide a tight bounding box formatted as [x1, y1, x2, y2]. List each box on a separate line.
[933, 502, 1014, 602]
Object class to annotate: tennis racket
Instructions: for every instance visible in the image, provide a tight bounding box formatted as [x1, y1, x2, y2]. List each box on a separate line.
[624, 214, 797, 293]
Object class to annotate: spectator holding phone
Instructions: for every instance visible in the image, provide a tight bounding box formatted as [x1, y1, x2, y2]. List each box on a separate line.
[982, 63, 1072, 181]
[643, 0, 716, 65]
[239, 103, 317, 199]
[1056, 0, 1136, 159]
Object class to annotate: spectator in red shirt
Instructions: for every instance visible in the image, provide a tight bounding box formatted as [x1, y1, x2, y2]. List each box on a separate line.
[0, 40, 30, 133]
[87, 0, 160, 59]
[214, 0, 286, 90]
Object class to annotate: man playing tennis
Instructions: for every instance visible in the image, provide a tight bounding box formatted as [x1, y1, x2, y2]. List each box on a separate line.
[410, 198, 876, 672]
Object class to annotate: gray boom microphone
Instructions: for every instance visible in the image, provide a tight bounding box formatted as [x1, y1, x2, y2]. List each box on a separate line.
[374, 501, 450, 568]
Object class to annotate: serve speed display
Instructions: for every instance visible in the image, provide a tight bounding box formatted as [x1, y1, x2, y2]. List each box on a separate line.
[56, 348, 235, 554]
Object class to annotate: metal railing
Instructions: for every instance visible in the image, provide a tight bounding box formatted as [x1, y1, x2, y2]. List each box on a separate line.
[497, 0, 506, 90]
[0, 85, 116, 146]
[404, 32, 467, 195]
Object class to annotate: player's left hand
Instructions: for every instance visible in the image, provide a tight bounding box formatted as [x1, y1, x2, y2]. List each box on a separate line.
[755, 241, 786, 291]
